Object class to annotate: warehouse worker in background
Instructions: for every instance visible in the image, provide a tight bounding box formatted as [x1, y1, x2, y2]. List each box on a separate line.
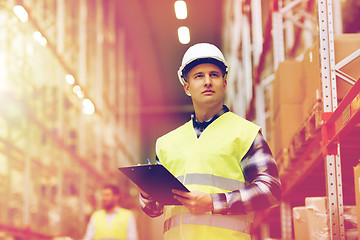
[83, 184, 138, 240]
[139, 43, 282, 240]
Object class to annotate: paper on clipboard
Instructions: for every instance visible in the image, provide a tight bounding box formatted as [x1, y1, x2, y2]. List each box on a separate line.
[118, 164, 189, 205]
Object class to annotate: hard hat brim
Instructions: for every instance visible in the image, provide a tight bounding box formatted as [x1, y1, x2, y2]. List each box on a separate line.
[177, 57, 229, 85]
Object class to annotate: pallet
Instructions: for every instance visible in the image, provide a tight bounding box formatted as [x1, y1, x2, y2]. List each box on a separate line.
[288, 101, 322, 160]
[277, 148, 291, 176]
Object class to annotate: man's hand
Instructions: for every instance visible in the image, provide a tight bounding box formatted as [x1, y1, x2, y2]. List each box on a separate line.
[137, 187, 151, 200]
[172, 189, 214, 215]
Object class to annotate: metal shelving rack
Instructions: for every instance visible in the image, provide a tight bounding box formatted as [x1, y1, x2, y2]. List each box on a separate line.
[0, 0, 142, 239]
[248, 0, 360, 239]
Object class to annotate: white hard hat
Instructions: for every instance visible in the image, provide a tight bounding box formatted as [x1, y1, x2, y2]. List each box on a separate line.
[177, 43, 230, 85]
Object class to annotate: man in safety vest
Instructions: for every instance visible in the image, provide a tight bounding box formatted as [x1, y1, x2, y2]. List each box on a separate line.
[139, 43, 281, 240]
[83, 184, 138, 240]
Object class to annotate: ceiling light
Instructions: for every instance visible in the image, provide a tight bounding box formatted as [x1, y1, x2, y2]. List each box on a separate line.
[33, 31, 47, 46]
[72, 85, 81, 95]
[33, 31, 42, 41]
[178, 26, 190, 44]
[13, 5, 28, 22]
[65, 74, 75, 85]
[82, 99, 95, 115]
[174, 1, 187, 19]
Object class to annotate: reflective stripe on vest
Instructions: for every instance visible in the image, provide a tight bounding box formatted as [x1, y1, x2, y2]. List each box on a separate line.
[177, 173, 246, 191]
[164, 212, 251, 234]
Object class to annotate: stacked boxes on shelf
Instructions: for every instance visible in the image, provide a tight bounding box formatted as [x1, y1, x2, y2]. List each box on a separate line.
[273, 33, 360, 175]
[333, 34, 360, 100]
[272, 60, 305, 174]
[302, 33, 360, 117]
[293, 197, 357, 240]
[302, 40, 321, 118]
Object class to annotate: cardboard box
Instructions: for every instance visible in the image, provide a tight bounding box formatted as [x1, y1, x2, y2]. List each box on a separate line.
[353, 163, 360, 240]
[302, 41, 321, 116]
[305, 197, 329, 240]
[334, 34, 360, 80]
[293, 202, 358, 240]
[344, 205, 358, 240]
[273, 60, 305, 116]
[334, 34, 360, 100]
[302, 33, 360, 115]
[293, 206, 309, 240]
[273, 104, 304, 158]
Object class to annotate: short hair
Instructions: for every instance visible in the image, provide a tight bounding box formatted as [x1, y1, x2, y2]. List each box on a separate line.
[103, 184, 120, 195]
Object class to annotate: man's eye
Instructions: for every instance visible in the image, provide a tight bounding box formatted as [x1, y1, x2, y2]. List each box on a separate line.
[211, 73, 220, 77]
[194, 74, 203, 79]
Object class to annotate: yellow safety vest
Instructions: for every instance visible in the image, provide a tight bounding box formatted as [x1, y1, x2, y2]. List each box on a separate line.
[93, 208, 132, 240]
[156, 112, 260, 240]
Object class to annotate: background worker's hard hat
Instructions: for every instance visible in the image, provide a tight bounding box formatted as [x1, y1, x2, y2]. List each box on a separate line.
[177, 43, 230, 85]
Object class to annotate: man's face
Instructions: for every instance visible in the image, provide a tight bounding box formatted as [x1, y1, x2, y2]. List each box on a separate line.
[101, 188, 118, 211]
[183, 63, 227, 107]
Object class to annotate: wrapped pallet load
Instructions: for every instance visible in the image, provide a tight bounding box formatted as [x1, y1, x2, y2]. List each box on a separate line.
[293, 206, 310, 240]
[305, 197, 329, 240]
[303, 197, 358, 239]
[343, 205, 358, 240]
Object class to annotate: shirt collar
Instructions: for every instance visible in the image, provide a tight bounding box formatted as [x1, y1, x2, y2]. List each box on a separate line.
[191, 105, 229, 128]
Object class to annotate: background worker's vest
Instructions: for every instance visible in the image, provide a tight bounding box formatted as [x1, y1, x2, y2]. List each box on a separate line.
[93, 208, 132, 240]
[156, 112, 260, 240]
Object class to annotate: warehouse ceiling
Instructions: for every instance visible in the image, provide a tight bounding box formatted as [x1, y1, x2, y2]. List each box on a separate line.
[115, 0, 224, 159]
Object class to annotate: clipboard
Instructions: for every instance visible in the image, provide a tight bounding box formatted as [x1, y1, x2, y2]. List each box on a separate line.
[118, 164, 190, 205]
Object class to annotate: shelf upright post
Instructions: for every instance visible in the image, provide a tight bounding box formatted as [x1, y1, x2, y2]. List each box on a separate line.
[79, 168, 86, 230]
[95, 0, 105, 172]
[251, 0, 263, 67]
[56, 0, 65, 233]
[78, 0, 87, 159]
[24, 122, 31, 228]
[260, 223, 270, 239]
[280, 202, 292, 240]
[78, 0, 88, 231]
[272, 1, 293, 239]
[272, 0, 285, 70]
[242, 6, 253, 106]
[252, 0, 268, 137]
[317, 0, 345, 239]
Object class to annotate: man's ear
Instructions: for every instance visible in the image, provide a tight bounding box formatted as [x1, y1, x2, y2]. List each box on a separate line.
[223, 79, 227, 90]
[184, 82, 191, 96]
